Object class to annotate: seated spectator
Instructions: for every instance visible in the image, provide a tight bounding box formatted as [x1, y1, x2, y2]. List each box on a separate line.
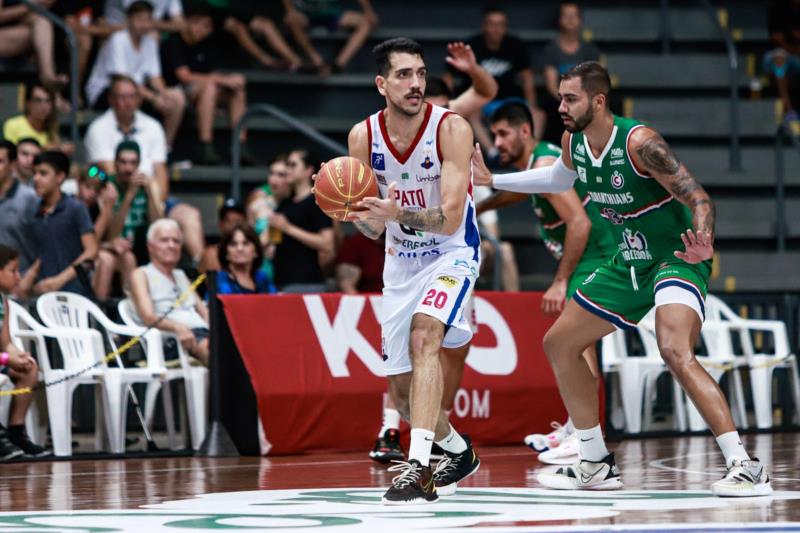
[540, 1, 600, 143]
[0, 244, 51, 459]
[216, 223, 275, 294]
[104, 0, 184, 33]
[283, 0, 378, 73]
[222, 2, 303, 71]
[0, 140, 38, 290]
[23, 151, 97, 297]
[161, 5, 250, 165]
[54, 0, 117, 82]
[12, 137, 41, 185]
[270, 149, 334, 292]
[444, 4, 543, 153]
[85, 1, 185, 150]
[764, 0, 800, 123]
[0, 0, 65, 90]
[200, 197, 246, 273]
[335, 232, 384, 294]
[3, 83, 73, 155]
[129, 219, 209, 365]
[84, 75, 205, 266]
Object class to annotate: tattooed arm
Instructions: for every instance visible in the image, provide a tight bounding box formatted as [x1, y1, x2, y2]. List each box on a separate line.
[630, 128, 716, 237]
[346, 121, 385, 240]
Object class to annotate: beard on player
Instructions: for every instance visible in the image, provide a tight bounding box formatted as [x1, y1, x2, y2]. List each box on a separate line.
[561, 104, 594, 133]
[497, 136, 526, 166]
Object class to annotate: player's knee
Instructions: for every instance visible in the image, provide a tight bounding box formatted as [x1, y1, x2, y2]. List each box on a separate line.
[542, 328, 569, 365]
[409, 321, 441, 360]
[658, 341, 691, 370]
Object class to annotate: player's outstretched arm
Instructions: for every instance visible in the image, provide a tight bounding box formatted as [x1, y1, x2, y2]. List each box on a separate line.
[347, 122, 385, 240]
[629, 127, 715, 263]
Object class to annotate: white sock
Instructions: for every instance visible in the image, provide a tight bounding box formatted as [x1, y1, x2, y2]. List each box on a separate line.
[408, 428, 435, 467]
[564, 417, 575, 434]
[378, 408, 400, 437]
[716, 431, 750, 468]
[436, 424, 467, 454]
[575, 424, 609, 462]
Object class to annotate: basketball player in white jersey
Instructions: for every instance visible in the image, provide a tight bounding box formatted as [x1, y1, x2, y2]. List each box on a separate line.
[348, 37, 481, 505]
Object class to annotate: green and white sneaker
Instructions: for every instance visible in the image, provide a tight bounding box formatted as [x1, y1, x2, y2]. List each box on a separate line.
[712, 458, 772, 497]
[537, 452, 623, 490]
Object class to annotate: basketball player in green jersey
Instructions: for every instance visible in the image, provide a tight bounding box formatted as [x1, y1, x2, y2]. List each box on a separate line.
[472, 61, 771, 497]
[475, 102, 617, 460]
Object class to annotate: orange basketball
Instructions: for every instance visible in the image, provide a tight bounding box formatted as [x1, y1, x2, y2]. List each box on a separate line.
[314, 156, 379, 221]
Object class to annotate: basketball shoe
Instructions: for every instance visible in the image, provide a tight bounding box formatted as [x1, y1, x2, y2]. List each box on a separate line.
[524, 421, 571, 453]
[711, 458, 772, 497]
[382, 459, 438, 505]
[369, 429, 405, 464]
[430, 442, 445, 462]
[433, 436, 481, 496]
[537, 452, 623, 490]
[537, 433, 580, 465]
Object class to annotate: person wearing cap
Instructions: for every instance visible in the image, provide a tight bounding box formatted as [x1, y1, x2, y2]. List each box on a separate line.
[200, 197, 246, 273]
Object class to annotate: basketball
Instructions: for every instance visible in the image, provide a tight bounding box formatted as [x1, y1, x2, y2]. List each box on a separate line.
[314, 156, 379, 221]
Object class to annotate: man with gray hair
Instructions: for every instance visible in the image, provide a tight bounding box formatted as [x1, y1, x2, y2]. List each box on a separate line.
[129, 218, 209, 364]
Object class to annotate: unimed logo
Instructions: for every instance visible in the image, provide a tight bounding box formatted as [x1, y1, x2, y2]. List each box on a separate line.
[303, 295, 518, 378]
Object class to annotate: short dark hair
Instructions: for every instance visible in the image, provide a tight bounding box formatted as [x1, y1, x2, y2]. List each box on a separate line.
[16, 137, 41, 149]
[110, 74, 138, 93]
[291, 148, 321, 173]
[24, 82, 55, 104]
[373, 37, 424, 76]
[0, 245, 18, 270]
[126, 0, 153, 16]
[490, 102, 534, 131]
[115, 140, 141, 159]
[483, 2, 507, 17]
[426, 77, 452, 99]
[217, 223, 264, 279]
[34, 150, 70, 176]
[562, 60, 610, 102]
[184, 3, 214, 18]
[559, 1, 582, 16]
[0, 139, 17, 162]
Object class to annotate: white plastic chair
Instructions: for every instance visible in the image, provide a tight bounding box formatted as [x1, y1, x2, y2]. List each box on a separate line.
[7, 300, 116, 456]
[704, 294, 800, 429]
[118, 298, 208, 450]
[35, 292, 179, 453]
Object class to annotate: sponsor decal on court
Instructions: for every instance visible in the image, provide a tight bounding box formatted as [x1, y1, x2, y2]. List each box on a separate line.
[2, 488, 797, 532]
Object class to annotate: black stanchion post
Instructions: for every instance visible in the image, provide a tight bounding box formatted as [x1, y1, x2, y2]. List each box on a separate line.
[197, 271, 239, 457]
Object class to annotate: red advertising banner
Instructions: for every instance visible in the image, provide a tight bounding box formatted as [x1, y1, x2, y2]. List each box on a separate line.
[220, 292, 571, 455]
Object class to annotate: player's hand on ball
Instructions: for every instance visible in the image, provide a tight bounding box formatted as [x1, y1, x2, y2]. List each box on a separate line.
[471, 143, 493, 187]
[674, 229, 713, 264]
[351, 182, 400, 222]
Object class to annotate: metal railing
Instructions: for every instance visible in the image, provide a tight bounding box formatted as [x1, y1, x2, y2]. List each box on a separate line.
[21, 0, 80, 153]
[773, 122, 798, 252]
[698, 0, 742, 172]
[230, 103, 347, 200]
[659, 0, 671, 55]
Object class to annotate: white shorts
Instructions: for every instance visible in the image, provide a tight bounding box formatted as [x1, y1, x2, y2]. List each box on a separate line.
[381, 250, 479, 376]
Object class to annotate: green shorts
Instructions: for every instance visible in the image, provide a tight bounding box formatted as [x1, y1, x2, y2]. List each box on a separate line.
[572, 254, 711, 330]
[567, 255, 607, 298]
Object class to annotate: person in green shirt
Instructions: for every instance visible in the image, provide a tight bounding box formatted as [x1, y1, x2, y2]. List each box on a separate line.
[472, 61, 770, 497]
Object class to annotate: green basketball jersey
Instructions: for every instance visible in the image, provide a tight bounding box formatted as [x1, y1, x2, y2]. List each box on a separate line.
[529, 141, 617, 262]
[569, 115, 697, 266]
[109, 175, 149, 242]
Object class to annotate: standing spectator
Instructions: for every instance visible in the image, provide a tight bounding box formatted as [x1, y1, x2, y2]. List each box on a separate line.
[104, 0, 184, 33]
[12, 138, 41, 185]
[0, 140, 38, 276]
[764, 0, 800, 123]
[85, 1, 186, 150]
[0, 0, 66, 90]
[24, 151, 97, 297]
[129, 219, 209, 365]
[282, 0, 378, 73]
[246, 154, 290, 249]
[445, 4, 542, 152]
[3, 83, 73, 155]
[335, 232, 384, 294]
[216, 223, 274, 294]
[161, 5, 250, 165]
[84, 75, 205, 266]
[199, 197, 246, 273]
[540, 1, 600, 142]
[270, 149, 334, 292]
[0, 245, 51, 459]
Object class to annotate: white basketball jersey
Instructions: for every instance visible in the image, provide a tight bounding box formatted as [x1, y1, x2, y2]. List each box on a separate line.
[365, 103, 480, 262]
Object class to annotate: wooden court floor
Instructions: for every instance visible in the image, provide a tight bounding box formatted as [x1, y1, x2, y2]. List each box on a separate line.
[0, 433, 796, 532]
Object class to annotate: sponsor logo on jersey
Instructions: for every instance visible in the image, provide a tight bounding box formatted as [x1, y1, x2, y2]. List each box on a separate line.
[601, 207, 625, 225]
[576, 143, 586, 155]
[396, 237, 442, 250]
[588, 191, 634, 205]
[610, 159, 626, 166]
[437, 275, 458, 288]
[621, 229, 653, 261]
[573, 154, 586, 164]
[544, 239, 564, 260]
[397, 249, 441, 258]
[394, 188, 427, 208]
[582, 272, 597, 285]
[611, 147, 623, 159]
[577, 166, 587, 183]
[371, 152, 385, 171]
[453, 259, 478, 276]
[401, 172, 409, 180]
[376, 174, 387, 185]
[610, 170, 625, 189]
[416, 174, 440, 183]
[420, 156, 434, 170]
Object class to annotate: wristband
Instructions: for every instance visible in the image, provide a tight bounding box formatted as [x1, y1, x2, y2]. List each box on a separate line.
[0, 352, 9, 366]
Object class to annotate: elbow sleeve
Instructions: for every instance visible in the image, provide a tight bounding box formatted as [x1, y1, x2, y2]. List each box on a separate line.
[492, 156, 577, 194]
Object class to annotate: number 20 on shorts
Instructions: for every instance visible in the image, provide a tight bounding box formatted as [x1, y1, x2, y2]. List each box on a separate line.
[422, 289, 448, 309]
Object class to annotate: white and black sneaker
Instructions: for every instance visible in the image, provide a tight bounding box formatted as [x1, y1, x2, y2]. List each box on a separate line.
[537, 452, 623, 490]
[381, 459, 438, 505]
[712, 458, 772, 497]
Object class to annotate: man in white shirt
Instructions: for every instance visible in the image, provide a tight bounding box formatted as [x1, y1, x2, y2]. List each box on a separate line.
[85, 0, 185, 150]
[84, 75, 205, 268]
[104, 0, 184, 33]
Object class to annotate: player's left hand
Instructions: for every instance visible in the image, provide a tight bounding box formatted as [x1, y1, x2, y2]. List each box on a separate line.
[445, 42, 478, 74]
[351, 182, 400, 222]
[674, 229, 714, 264]
[542, 279, 567, 317]
[471, 143, 493, 187]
